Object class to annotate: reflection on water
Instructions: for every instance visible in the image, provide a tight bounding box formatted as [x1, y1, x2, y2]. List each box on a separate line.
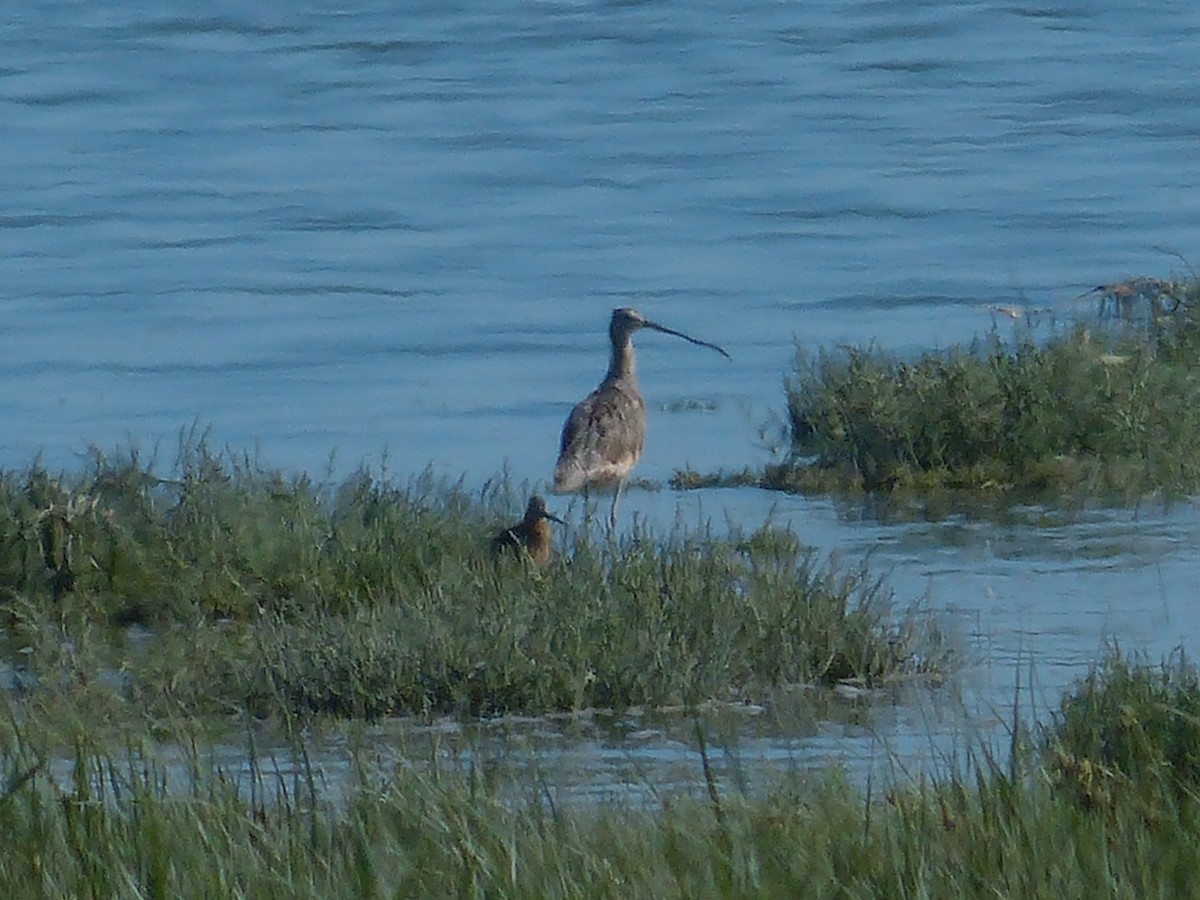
[46, 685, 978, 808]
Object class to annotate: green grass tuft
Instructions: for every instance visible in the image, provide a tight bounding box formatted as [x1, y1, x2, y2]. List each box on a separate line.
[782, 292, 1200, 496]
[1044, 647, 1200, 817]
[679, 280, 1200, 501]
[0, 435, 948, 723]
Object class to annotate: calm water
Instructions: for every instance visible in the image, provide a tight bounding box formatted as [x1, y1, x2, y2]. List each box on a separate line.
[7, 1, 1200, 793]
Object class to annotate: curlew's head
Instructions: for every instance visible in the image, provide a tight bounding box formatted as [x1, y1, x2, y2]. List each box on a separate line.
[524, 494, 566, 525]
[609, 307, 730, 359]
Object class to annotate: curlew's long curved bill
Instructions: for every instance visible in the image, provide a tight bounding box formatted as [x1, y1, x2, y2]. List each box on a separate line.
[641, 320, 731, 359]
[540, 509, 566, 524]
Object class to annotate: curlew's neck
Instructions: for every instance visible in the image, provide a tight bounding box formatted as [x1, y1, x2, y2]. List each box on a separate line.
[605, 333, 637, 382]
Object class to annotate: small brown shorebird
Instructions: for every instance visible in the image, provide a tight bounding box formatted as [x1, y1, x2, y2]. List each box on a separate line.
[490, 495, 566, 568]
[553, 307, 730, 528]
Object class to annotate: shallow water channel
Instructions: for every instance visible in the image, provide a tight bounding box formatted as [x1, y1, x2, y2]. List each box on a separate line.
[35, 490, 1199, 806]
[363, 496, 1200, 802]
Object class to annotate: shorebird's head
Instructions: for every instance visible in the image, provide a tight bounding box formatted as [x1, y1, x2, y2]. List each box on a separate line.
[525, 495, 565, 525]
[609, 307, 647, 345]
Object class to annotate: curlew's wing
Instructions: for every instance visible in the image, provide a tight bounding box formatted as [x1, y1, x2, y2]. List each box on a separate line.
[553, 382, 645, 493]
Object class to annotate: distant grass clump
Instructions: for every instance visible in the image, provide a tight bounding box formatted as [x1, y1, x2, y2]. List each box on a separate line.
[1045, 647, 1200, 816]
[676, 280, 1200, 499]
[0, 435, 947, 723]
[778, 286, 1200, 495]
[4, 649, 1200, 897]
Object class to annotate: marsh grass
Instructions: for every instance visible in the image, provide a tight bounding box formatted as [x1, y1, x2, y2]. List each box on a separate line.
[3, 652, 1200, 898]
[682, 281, 1200, 499]
[787, 304, 1200, 495]
[0, 436, 946, 724]
[1044, 647, 1200, 818]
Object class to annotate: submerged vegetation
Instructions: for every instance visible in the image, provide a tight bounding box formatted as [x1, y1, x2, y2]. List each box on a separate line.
[0, 649, 1198, 896]
[0, 436, 945, 725]
[680, 276, 1200, 499]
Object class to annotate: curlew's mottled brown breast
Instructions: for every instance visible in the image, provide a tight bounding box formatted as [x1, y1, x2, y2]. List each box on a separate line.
[553, 379, 645, 493]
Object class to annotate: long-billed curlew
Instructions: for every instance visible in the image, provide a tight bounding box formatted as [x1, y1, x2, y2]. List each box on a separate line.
[490, 495, 565, 568]
[553, 307, 730, 527]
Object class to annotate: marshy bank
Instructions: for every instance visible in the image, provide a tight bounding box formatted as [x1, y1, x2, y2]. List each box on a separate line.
[2, 441, 1197, 894]
[0, 438, 948, 730]
[678, 276, 1200, 503]
[1, 650, 1198, 897]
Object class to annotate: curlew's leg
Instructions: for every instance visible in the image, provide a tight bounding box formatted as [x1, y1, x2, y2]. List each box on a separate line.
[609, 479, 625, 531]
[582, 486, 595, 527]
